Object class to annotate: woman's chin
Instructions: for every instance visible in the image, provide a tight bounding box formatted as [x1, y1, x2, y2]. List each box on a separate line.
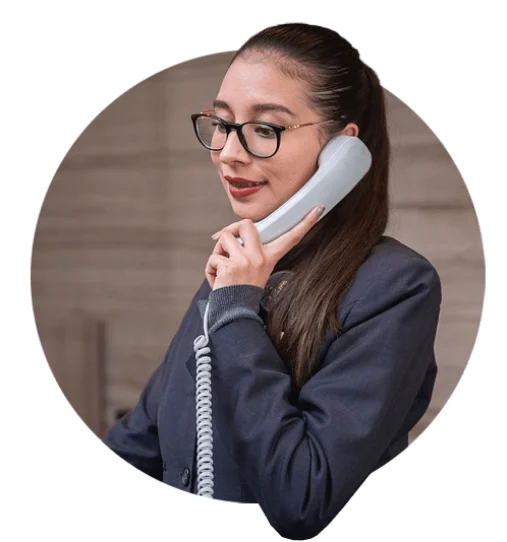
[224, 183, 276, 222]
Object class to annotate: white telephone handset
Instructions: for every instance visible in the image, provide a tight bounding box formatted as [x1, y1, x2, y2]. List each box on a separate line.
[236, 135, 372, 246]
[194, 135, 372, 499]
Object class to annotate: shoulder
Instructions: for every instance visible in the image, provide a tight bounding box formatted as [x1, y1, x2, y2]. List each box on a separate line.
[348, 235, 441, 297]
[340, 235, 442, 318]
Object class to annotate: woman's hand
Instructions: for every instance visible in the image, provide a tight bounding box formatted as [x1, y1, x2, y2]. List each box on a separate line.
[205, 206, 325, 290]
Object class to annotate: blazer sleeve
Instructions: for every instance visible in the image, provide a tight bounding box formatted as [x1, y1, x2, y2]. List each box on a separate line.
[206, 257, 442, 540]
[102, 279, 210, 481]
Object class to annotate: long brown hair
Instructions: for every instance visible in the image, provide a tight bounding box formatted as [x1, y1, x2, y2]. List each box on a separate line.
[231, 23, 390, 387]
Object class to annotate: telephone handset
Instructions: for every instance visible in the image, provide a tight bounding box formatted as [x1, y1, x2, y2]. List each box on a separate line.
[194, 135, 372, 498]
[235, 135, 372, 246]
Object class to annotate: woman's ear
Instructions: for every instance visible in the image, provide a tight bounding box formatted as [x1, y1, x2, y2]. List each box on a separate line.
[341, 122, 359, 137]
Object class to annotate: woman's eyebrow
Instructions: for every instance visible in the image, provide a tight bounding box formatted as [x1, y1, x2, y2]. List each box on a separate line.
[213, 99, 295, 117]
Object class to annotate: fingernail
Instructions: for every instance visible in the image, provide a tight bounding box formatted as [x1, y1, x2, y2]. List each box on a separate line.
[315, 205, 326, 219]
[211, 232, 219, 239]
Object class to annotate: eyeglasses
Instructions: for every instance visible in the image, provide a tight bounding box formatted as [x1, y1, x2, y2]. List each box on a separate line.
[190, 110, 334, 159]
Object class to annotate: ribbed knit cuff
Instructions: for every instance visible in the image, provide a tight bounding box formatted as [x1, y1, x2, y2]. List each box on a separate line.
[207, 284, 265, 334]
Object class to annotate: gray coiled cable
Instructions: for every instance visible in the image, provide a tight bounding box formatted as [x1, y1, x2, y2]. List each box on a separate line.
[191, 272, 292, 498]
[193, 301, 214, 498]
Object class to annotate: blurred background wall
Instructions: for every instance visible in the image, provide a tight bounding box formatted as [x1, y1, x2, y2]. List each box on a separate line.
[31, 51, 484, 443]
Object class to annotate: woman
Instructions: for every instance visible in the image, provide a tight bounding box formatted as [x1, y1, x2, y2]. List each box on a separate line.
[103, 23, 442, 540]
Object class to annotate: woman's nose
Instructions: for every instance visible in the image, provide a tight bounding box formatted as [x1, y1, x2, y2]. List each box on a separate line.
[219, 130, 250, 164]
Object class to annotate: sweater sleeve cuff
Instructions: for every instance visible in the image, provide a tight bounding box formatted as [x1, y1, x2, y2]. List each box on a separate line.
[207, 284, 265, 334]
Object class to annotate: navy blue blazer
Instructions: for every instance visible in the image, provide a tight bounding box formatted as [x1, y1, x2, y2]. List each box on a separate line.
[102, 235, 441, 540]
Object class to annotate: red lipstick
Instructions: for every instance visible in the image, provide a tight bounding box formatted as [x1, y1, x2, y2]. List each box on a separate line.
[224, 176, 268, 198]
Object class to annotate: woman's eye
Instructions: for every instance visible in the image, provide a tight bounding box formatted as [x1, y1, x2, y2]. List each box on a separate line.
[255, 126, 275, 137]
[211, 121, 225, 131]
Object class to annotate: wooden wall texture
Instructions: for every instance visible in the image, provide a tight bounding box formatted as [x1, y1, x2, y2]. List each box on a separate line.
[31, 52, 484, 444]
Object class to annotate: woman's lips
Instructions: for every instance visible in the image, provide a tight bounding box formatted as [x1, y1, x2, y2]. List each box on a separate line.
[225, 175, 267, 185]
[227, 182, 267, 198]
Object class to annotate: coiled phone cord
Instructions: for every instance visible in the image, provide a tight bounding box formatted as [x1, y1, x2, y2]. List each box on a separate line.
[193, 301, 214, 498]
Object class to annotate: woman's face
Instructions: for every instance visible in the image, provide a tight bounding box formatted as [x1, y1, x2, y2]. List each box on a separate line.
[210, 55, 328, 222]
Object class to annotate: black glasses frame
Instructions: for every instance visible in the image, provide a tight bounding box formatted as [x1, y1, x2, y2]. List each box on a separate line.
[191, 110, 336, 158]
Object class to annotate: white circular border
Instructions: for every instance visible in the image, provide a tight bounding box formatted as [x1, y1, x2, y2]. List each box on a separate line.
[21, 45, 496, 520]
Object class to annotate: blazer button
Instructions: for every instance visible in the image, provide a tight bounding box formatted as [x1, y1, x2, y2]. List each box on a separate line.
[181, 467, 190, 487]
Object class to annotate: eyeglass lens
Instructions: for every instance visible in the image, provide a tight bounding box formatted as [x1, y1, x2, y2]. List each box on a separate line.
[195, 116, 278, 157]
